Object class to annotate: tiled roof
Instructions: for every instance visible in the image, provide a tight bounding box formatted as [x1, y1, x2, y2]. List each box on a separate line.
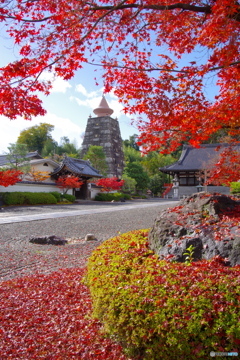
[160, 143, 240, 173]
[0, 151, 42, 167]
[51, 156, 102, 178]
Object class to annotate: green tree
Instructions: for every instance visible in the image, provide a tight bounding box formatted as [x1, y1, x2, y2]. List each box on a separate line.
[149, 173, 167, 196]
[141, 152, 176, 177]
[17, 123, 54, 154]
[124, 162, 149, 193]
[60, 139, 79, 158]
[123, 145, 142, 164]
[83, 145, 108, 176]
[41, 139, 58, 158]
[121, 174, 137, 194]
[123, 134, 140, 151]
[5, 143, 30, 172]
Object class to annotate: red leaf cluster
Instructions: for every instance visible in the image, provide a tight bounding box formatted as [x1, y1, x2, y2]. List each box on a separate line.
[96, 177, 124, 193]
[0, 268, 127, 359]
[56, 175, 83, 193]
[206, 146, 240, 185]
[0, 169, 23, 187]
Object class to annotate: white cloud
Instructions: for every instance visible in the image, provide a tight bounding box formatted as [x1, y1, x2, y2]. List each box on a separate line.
[72, 84, 126, 118]
[40, 71, 72, 93]
[0, 113, 83, 154]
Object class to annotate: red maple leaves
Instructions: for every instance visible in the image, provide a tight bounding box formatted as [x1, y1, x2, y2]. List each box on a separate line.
[96, 177, 124, 192]
[56, 175, 83, 194]
[0, 169, 22, 187]
[0, 0, 240, 179]
[0, 268, 127, 359]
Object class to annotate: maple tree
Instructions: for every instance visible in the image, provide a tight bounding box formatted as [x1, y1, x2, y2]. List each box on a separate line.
[25, 169, 50, 182]
[56, 175, 83, 194]
[0, 169, 23, 187]
[206, 146, 240, 185]
[0, 0, 240, 177]
[96, 177, 124, 192]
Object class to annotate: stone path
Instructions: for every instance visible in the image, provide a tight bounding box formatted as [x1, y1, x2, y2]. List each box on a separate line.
[0, 199, 175, 224]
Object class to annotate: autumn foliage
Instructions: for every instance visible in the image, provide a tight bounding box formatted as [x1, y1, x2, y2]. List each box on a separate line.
[0, 0, 239, 152]
[206, 146, 240, 185]
[26, 169, 50, 182]
[86, 230, 240, 359]
[56, 175, 83, 194]
[96, 177, 124, 192]
[0, 169, 22, 187]
[0, 268, 128, 360]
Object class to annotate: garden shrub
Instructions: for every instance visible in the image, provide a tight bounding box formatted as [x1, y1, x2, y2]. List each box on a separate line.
[49, 191, 62, 202]
[23, 192, 57, 205]
[62, 193, 76, 202]
[85, 230, 240, 360]
[230, 182, 240, 194]
[2, 192, 57, 205]
[2, 192, 25, 205]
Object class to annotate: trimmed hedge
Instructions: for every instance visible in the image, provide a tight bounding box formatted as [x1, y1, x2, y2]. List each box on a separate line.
[95, 192, 131, 201]
[50, 191, 62, 202]
[2, 192, 57, 205]
[2, 192, 25, 205]
[62, 193, 76, 202]
[85, 230, 240, 360]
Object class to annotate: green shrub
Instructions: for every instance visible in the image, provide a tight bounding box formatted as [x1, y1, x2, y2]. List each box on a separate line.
[230, 182, 240, 194]
[85, 230, 240, 360]
[62, 193, 76, 202]
[2, 192, 57, 205]
[95, 192, 130, 201]
[2, 192, 25, 205]
[24, 192, 57, 205]
[49, 191, 62, 202]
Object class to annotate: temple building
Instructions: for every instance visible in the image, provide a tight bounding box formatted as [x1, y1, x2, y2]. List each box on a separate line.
[80, 96, 125, 178]
[51, 156, 102, 199]
[160, 143, 240, 198]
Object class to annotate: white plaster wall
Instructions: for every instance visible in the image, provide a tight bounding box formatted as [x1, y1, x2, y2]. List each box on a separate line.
[0, 183, 72, 194]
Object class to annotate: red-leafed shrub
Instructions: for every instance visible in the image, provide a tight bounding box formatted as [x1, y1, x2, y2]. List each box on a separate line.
[56, 175, 83, 194]
[86, 230, 240, 360]
[0, 169, 22, 187]
[0, 268, 128, 360]
[96, 177, 124, 193]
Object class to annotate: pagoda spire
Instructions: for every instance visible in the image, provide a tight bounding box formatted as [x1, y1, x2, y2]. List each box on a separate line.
[93, 95, 114, 117]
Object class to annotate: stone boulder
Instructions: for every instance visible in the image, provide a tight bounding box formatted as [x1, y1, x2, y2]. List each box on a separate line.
[148, 193, 240, 266]
[29, 235, 68, 245]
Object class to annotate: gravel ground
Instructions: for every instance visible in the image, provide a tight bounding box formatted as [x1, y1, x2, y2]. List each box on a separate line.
[0, 201, 175, 282]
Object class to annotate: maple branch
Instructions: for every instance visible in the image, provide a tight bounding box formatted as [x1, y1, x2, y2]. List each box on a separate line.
[5, 15, 53, 23]
[87, 60, 240, 74]
[90, 2, 240, 22]
[91, 2, 212, 14]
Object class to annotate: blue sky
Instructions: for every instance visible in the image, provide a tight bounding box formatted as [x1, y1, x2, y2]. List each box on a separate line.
[0, 34, 138, 154]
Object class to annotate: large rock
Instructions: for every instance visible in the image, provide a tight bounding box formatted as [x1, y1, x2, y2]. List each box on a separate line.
[148, 193, 240, 266]
[29, 235, 68, 245]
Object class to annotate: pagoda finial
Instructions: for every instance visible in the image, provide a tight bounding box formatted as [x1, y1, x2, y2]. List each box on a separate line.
[93, 95, 114, 117]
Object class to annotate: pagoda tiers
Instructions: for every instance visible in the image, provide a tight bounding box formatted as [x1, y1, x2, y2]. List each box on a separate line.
[80, 96, 124, 178]
[51, 156, 102, 199]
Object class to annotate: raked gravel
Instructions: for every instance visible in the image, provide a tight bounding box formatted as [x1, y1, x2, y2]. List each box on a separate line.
[0, 200, 176, 282]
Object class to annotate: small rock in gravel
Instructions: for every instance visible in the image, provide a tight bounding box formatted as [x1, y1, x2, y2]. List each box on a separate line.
[85, 234, 98, 241]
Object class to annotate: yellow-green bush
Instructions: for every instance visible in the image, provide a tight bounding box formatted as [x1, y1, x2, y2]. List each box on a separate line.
[85, 230, 240, 360]
[231, 182, 240, 194]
